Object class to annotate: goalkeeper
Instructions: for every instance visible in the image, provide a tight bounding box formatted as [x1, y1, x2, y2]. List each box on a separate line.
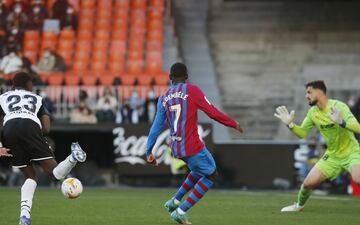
[274, 80, 360, 212]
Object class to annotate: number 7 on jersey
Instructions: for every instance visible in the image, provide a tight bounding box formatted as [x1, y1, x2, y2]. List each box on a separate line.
[170, 104, 181, 133]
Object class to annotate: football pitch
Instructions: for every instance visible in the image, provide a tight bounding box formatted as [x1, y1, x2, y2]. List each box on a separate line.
[1, 188, 360, 225]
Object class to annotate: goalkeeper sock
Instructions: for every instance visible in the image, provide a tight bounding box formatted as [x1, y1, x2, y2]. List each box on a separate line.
[53, 156, 77, 180]
[179, 176, 213, 212]
[174, 171, 201, 202]
[297, 184, 311, 206]
[20, 179, 37, 219]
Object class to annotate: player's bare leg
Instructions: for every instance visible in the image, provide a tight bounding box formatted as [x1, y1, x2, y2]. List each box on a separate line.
[52, 142, 87, 180]
[281, 166, 327, 212]
[19, 166, 38, 225]
[351, 164, 360, 185]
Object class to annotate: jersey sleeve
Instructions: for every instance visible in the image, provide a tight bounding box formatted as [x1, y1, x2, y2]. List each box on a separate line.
[190, 85, 237, 128]
[37, 99, 50, 117]
[337, 101, 360, 133]
[291, 110, 314, 138]
[146, 97, 166, 156]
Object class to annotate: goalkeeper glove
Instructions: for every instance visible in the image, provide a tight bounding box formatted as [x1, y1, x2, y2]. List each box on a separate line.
[274, 106, 295, 128]
[329, 106, 346, 128]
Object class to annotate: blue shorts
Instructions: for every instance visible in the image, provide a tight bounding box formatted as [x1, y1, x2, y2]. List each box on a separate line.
[182, 148, 216, 177]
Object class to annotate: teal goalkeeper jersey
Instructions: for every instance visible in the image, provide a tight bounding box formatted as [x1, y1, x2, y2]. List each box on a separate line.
[292, 99, 360, 158]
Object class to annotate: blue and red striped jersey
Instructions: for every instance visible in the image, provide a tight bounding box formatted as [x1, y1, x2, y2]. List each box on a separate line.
[146, 83, 237, 158]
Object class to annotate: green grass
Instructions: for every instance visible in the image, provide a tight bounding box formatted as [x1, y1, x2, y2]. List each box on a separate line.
[1, 187, 360, 225]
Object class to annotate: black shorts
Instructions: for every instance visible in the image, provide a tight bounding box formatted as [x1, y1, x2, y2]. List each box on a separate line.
[1, 118, 54, 168]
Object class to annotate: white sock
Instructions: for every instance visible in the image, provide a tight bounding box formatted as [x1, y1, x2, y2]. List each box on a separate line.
[177, 208, 186, 215]
[53, 155, 77, 180]
[20, 179, 37, 219]
[174, 198, 181, 205]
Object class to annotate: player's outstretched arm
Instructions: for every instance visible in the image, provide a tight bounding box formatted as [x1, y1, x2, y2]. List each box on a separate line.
[329, 105, 360, 133]
[145, 98, 166, 166]
[192, 85, 240, 130]
[274, 106, 312, 139]
[0, 147, 12, 157]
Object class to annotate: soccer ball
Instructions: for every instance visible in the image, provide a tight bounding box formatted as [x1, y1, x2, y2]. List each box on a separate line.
[61, 178, 83, 199]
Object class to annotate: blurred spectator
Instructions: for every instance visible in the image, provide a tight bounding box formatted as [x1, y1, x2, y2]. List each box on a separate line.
[96, 87, 118, 122]
[53, 52, 67, 72]
[27, 0, 48, 31]
[6, 2, 28, 34]
[146, 87, 157, 123]
[61, 5, 77, 30]
[70, 101, 97, 124]
[78, 89, 96, 109]
[0, 50, 23, 74]
[298, 137, 322, 181]
[129, 89, 144, 123]
[52, 0, 70, 19]
[36, 88, 55, 118]
[18, 51, 35, 75]
[31, 49, 56, 73]
[52, 0, 77, 29]
[5, 28, 22, 53]
[117, 101, 133, 124]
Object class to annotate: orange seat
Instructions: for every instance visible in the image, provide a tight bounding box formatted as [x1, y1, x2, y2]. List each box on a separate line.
[73, 61, 89, 73]
[154, 74, 169, 85]
[127, 60, 143, 74]
[98, 0, 113, 8]
[57, 40, 75, 50]
[60, 30, 76, 40]
[147, 41, 163, 52]
[95, 30, 110, 40]
[76, 40, 92, 51]
[74, 51, 91, 61]
[42, 31, 57, 41]
[23, 41, 39, 51]
[109, 61, 125, 74]
[99, 75, 115, 86]
[81, 74, 98, 86]
[81, 0, 96, 9]
[147, 30, 163, 41]
[137, 74, 153, 85]
[91, 60, 107, 73]
[64, 74, 81, 86]
[92, 51, 108, 61]
[24, 31, 40, 41]
[131, 9, 146, 20]
[47, 73, 64, 86]
[77, 30, 93, 40]
[112, 18, 128, 30]
[148, 19, 163, 31]
[112, 30, 128, 41]
[41, 41, 57, 51]
[150, 0, 166, 7]
[79, 20, 94, 30]
[110, 40, 127, 54]
[148, 8, 164, 20]
[115, 0, 130, 9]
[120, 74, 137, 85]
[128, 38, 144, 51]
[96, 18, 111, 28]
[131, 0, 147, 9]
[128, 51, 144, 61]
[109, 52, 126, 61]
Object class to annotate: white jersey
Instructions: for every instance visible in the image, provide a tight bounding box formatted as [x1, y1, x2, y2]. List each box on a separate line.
[0, 89, 46, 127]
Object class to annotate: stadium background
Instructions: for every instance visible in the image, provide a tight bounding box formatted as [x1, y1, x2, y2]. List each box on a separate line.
[0, 0, 360, 219]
